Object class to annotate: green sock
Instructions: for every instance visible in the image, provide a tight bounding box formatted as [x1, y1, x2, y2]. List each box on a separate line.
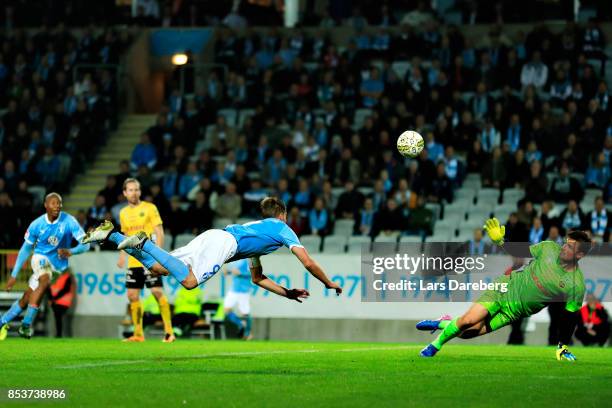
[438, 320, 451, 329]
[432, 318, 461, 350]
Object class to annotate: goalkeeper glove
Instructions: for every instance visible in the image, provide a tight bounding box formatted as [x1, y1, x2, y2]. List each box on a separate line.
[483, 217, 505, 246]
[556, 343, 577, 362]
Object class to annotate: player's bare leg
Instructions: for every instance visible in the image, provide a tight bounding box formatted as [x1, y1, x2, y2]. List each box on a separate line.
[0, 288, 33, 340]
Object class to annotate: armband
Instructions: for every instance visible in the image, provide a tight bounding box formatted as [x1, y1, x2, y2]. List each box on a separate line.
[248, 257, 261, 268]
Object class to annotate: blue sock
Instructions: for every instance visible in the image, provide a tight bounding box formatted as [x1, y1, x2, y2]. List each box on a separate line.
[109, 232, 157, 269]
[142, 240, 189, 282]
[1, 300, 23, 325]
[244, 315, 252, 336]
[226, 312, 243, 330]
[22, 305, 39, 326]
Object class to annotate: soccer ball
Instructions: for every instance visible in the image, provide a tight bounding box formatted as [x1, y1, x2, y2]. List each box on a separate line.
[397, 130, 424, 158]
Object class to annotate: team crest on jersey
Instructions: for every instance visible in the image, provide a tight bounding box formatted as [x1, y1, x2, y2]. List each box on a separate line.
[48, 236, 59, 246]
[140, 212, 145, 217]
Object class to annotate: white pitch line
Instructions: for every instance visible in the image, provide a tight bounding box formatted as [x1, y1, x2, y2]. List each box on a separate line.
[55, 345, 416, 369]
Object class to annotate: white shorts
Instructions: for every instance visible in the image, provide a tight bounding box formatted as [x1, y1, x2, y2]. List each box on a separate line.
[170, 229, 238, 284]
[29, 254, 59, 290]
[224, 290, 251, 315]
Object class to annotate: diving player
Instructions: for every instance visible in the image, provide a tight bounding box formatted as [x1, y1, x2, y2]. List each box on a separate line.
[417, 218, 589, 361]
[83, 197, 342, 301]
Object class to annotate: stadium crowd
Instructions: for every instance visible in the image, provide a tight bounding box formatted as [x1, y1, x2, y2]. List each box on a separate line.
[0, 25, 130, 247]
[80, 18, 612, 249]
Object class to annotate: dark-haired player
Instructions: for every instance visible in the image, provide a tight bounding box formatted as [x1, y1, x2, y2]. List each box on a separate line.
[83, 197, 342, 301]
[417, 218, 589, 360]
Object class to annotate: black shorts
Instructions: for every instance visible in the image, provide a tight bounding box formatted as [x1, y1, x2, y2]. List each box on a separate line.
[126, 267, 163, 289]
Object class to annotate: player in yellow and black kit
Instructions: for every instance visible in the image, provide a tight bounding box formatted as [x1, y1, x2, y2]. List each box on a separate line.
[117, 178, 175, 343]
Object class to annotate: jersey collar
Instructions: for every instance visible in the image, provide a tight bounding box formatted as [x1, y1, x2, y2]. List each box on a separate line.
[45, 213, 61, 224]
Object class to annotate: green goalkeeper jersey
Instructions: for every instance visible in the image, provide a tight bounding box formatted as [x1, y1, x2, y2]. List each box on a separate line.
[503, 241, 586, 318]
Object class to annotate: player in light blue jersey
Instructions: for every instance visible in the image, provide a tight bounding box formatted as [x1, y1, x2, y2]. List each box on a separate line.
[0, 193, 90, 340]
[223, 259, 254, 339]
[84, 197, 342, 302]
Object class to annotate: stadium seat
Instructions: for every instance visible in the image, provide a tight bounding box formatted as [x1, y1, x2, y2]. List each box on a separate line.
[347, 235, 372, 253]
[399, 235, 423, 252]
[433, 225, 456, 239]
[357, 186, 373, 196]
[300, 235, 322, 253]
[374, 233, 399, 243]
[444, 207, 467, 221]
[425, 231, 453, 242]
[462, 173, 482, 190]
[213, 218, 233, 229]
[467, 202, 494, 219]
[454, 188, 476, 203]
[237, 109, 255, 128]
[456, 229, 474, 243]
[501, 188, 525, 205]
[174, 233, 195, 249]
[322, 235, 347, 253]
[458, 219, 485, 232]
[354, 108, 373, 129]
[391, 61, 411, 80]
[476, 188, 501, 205]
[218, 109, 238, 127]
[434, 217, 460, 230]
[333, 219, 355, 237]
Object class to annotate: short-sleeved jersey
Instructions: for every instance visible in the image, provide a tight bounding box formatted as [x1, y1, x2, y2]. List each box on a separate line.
[506, 240, 586, 317]
[24, 212, 85, 272]
[119, 201, 163, 268]
[224, 218, 303, 262]
[226, 259, 253, 294]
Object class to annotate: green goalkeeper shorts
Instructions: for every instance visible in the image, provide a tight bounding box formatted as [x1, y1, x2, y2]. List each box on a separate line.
[476, 275, 525, 331]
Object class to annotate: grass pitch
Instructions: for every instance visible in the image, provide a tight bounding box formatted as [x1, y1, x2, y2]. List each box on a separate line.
[0, 339, 611, 407]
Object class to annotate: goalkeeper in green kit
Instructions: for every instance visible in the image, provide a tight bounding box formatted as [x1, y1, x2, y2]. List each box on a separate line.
[417, 218, 590, 360]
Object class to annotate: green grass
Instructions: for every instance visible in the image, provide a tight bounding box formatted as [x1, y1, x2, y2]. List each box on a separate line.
[0, 339, 611, 407]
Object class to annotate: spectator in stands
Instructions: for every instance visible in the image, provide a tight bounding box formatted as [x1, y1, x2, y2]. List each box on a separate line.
[406, 195, 433, 236]
[130, 133, 157, 171]
[549, 161, 584, 203]
[115, 160, 132, 190]
[309, 197, 329, 237]
[294, 179, 313, 214]
[528, 216, 545, 244]
[35, 147, 61, 189]
[372, 198, 405, 238]
[334, 147, 361, 185]
[0, 192, 17, 247]
[335, 180, 364, 220]
[589, 196, 609, 242]
[505, 114, 522, 153]
[479, 121, 500, 154]
[287, 206, 307, 237]
[550, 69, 572, 105]
[98, 175, 119, 209]
[370, 179, 387, 211]
[517, 200, 536, 226]
[215, 182, 241, 221]
[505, 212, 528, 242]
[585, 152, 610, 189]
[559, 200, 586, 233]
[520, 50, 548, 90]
[166, 196, 187, 240]
[426, 162, 453, 204]
[524, 161, 548, 203]
[210, 115, 237, 150]
[360, 67, 384, 108]
[354, 197, 375, 236]
[546, 225, 564, 245]
[87, 194, 108, 230]
[186, 191, 213, 235]
[465, 228, 491, 255]
[263, 149, 287, 185]
[575, 293, 609, 347]
[482, 146, 506, 188]
[178, 162, 202, 199]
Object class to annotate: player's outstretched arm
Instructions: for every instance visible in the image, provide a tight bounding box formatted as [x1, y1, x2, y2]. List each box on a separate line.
[291, 246, 342, 295]
[7, 241, 34, 291]
[248, 257, 310, 302]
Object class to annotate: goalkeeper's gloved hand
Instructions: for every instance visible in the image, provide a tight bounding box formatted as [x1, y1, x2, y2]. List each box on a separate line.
[556, 343, 577, 362]
[483, 217, 505, 246]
